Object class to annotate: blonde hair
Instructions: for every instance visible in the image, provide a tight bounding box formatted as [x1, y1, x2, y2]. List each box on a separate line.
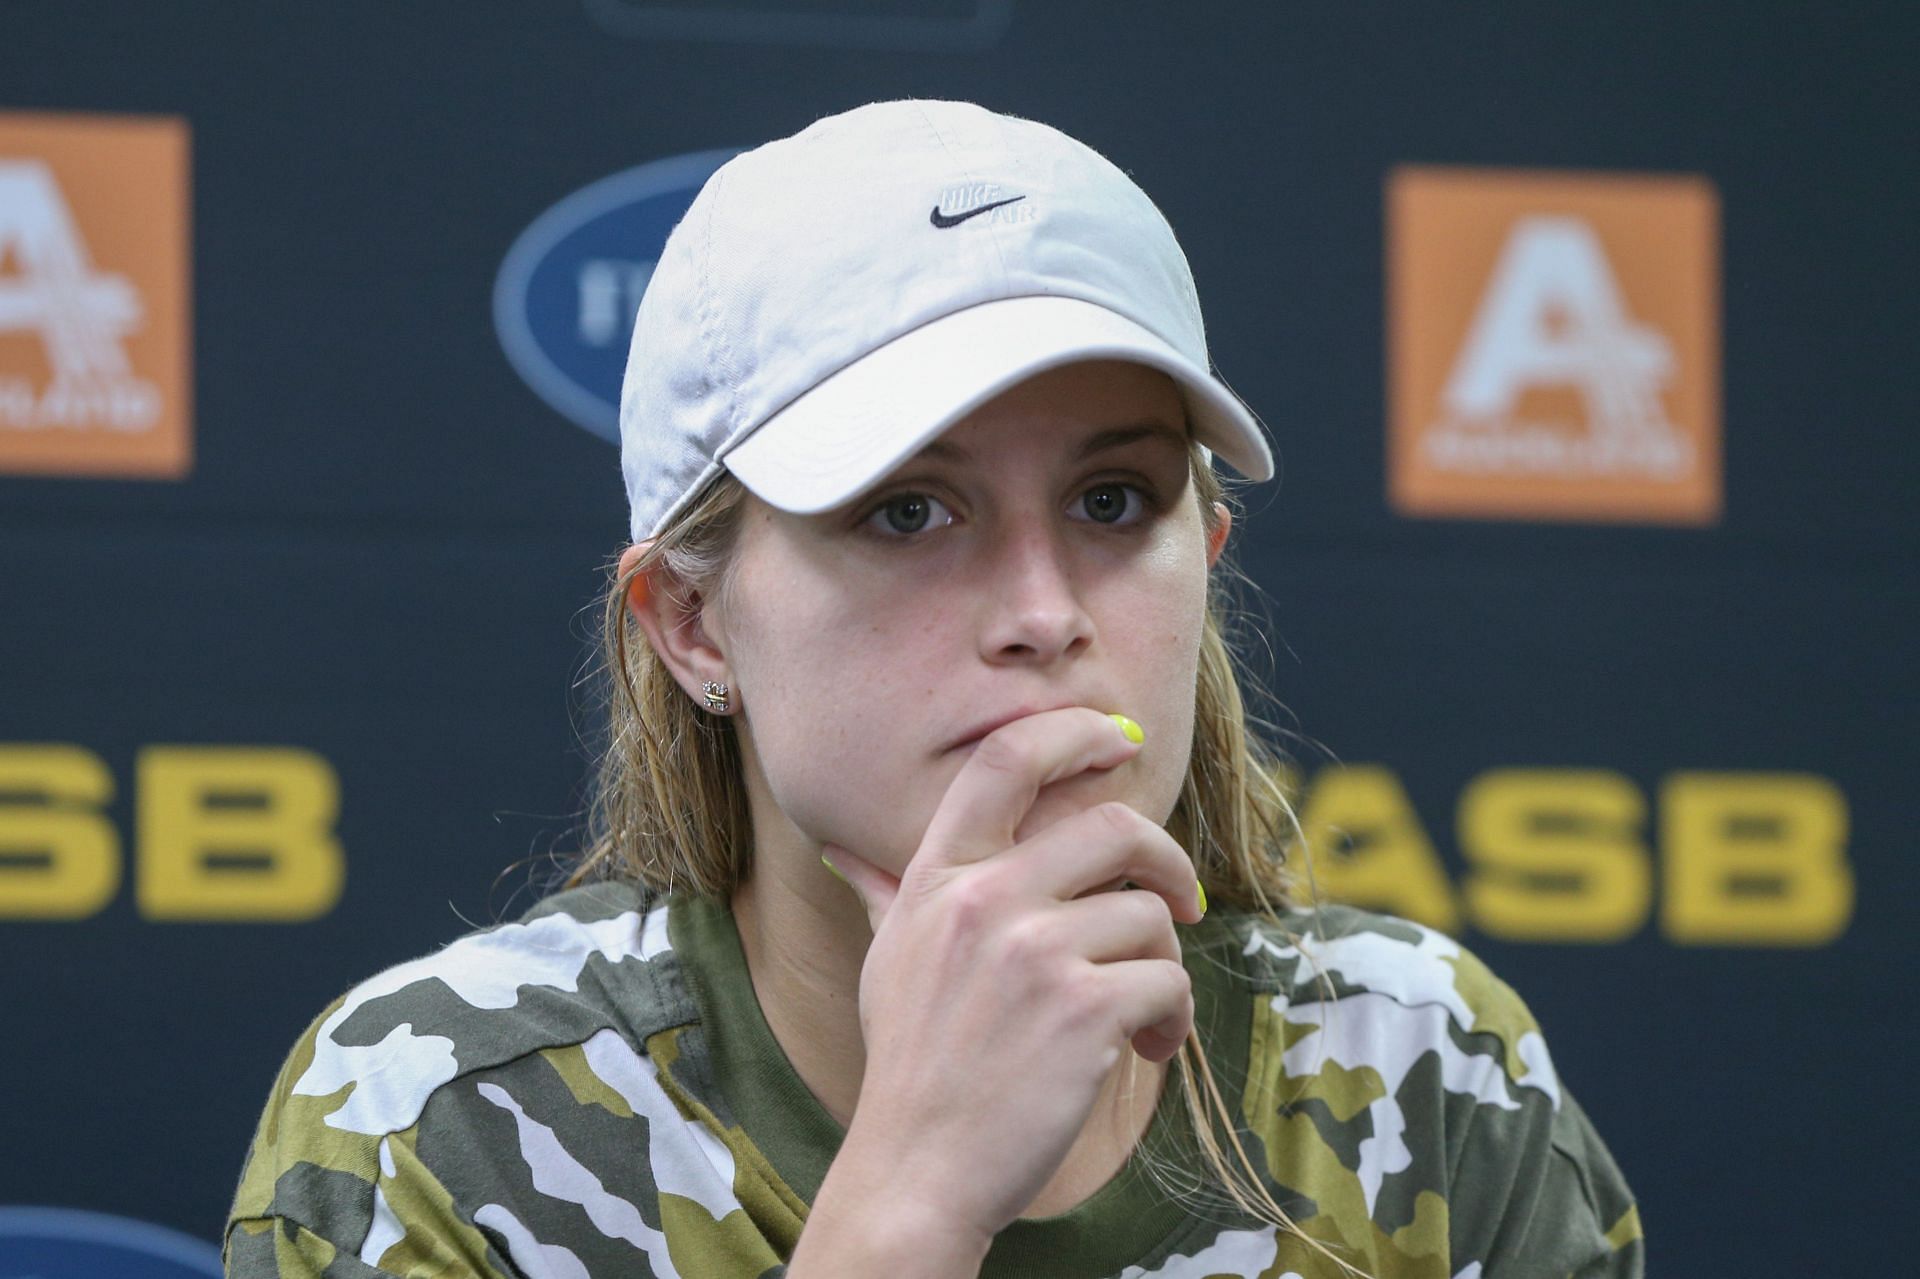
[571, 451, 1361, 1274]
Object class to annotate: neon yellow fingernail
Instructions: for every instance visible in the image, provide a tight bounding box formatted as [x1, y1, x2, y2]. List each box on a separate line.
[1197, 882, 1208, 917]
[821, 854, 848, 884]
[1108, 713, 1144, 744]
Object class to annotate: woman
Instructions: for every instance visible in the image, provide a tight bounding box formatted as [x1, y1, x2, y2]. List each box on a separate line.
[226, 100, 1641, 1278]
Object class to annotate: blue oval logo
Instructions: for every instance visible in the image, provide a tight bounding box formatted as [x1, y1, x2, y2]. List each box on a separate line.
[494, 148, 740, 444]
[0, 1206, 222, 1277]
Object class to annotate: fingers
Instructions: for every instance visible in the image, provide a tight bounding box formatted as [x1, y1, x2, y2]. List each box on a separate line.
[1091, 959, 1194, 1064]
[1002, 892, 1190, 1064]
[919, 708, 1143, 867]
[1043, 889, 1182, 966]
[1001, 802, 1205, 925]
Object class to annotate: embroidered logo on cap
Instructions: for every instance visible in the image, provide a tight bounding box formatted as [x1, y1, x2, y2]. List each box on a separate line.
[929, 183, 1030, 228]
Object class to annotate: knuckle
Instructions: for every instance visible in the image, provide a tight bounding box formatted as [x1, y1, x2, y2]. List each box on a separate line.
[971, 731, 1033, 777]
[940, 872, 1001, 931]
[1092, 800, 1143, 839]
[1057, 965, 1107, 1020]
[1127, 887, 1174, 929]
[999, 913, 1055, 964]
[1156, 835, 1192, 872]
[1159, 961, 1194, 1004]
[1139, 821, 1186, 859]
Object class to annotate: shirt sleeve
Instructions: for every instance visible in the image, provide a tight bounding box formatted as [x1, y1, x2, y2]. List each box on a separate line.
[1235, 907, 1646, 1278]
[1553, 1091, 1645, 1279]
[223, 1000, 518, 1279]
[1441, 1019, 1644, 1277]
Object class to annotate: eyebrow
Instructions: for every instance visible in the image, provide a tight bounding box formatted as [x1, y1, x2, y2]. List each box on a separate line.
[914, 422, 1188, 465]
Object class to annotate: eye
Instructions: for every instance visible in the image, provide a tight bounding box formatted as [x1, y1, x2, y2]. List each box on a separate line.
[1071, 482, 1146, 526]
[862, 491, 955, 536]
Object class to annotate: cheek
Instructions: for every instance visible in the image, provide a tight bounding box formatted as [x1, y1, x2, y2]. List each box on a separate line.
[1122, 534, 1212, 802]
[724, 580, 963, 868]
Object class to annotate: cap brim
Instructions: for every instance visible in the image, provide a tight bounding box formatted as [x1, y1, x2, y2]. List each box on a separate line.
[721, 294, 1274, 516]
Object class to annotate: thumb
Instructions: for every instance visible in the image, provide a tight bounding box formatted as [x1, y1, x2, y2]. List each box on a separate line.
[820, 843, 900, 932]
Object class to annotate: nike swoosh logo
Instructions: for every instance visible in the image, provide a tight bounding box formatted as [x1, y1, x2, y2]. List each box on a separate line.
[929, 195, 1026, 228]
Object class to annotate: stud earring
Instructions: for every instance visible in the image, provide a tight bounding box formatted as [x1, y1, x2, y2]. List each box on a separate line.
[701, 680, 731, 713]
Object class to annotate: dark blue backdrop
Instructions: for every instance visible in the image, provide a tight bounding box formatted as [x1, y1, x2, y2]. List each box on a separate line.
[3, 5, 1914, 1277]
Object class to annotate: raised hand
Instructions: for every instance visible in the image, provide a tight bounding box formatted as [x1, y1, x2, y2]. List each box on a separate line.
[789, 707, 1204, 1277]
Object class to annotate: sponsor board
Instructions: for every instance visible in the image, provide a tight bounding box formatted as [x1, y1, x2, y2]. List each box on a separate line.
[1388, 167, 1720, 524]
[494, 149, 738, 445]
[0, 113, 191, 478]
[1285, 764, 1851, 946]
[0, 744, 343, 922]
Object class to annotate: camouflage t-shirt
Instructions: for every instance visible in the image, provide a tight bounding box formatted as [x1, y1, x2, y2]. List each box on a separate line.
[225, 882, 1644, 1278]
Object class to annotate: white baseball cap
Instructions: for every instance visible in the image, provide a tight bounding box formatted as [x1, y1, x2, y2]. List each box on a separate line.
[618, 98, 1274, 542]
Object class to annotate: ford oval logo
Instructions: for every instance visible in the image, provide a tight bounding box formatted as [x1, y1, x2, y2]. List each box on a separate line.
[0, 1206, 222, 1277]
[494, 148, 739, 444]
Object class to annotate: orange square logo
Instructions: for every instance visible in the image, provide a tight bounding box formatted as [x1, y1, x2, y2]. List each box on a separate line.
[1388, 167, 1719, 524]
[0, 113, 191, 478]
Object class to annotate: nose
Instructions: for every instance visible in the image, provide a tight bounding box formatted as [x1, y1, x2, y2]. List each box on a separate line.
[976, 521, 1096, 667]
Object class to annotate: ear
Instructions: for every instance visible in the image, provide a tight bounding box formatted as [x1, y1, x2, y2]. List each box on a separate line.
[616, 543, 734, 712]
[1204, 502, 1233, 568]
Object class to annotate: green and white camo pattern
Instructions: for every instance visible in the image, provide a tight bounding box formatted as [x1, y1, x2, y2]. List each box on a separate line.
[226, 884, 1642, 1278]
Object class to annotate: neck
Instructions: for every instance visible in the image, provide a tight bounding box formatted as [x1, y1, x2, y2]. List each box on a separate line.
[729, 841, 872, 1123]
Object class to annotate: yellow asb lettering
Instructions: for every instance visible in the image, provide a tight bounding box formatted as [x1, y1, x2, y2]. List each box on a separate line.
[0, 745, 120, 919]
[1459, 769, 1652, 942]
[1660, 771, 1852, 946]
[1294, 764, 1460, 933]
[136, 746, 344, 922]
